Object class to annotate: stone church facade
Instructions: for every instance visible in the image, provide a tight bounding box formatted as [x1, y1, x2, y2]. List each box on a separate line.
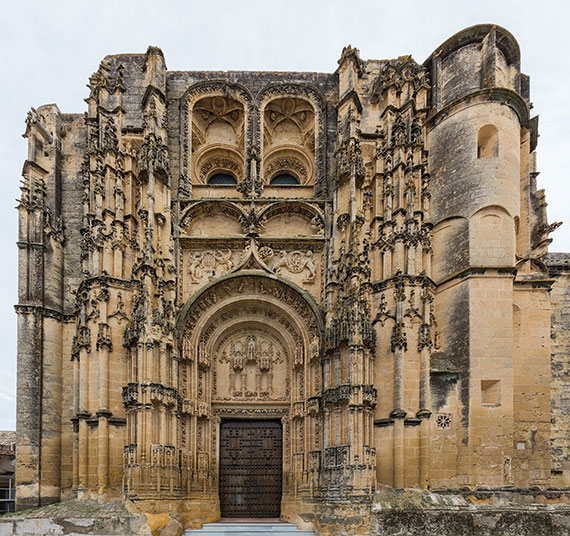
[15, 24, 570, 531]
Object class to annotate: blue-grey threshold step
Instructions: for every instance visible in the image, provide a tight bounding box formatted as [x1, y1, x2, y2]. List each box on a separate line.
[184, 521, 314, 534]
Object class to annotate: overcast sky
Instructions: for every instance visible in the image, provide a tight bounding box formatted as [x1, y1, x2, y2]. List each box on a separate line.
[0, 0, 568, 430]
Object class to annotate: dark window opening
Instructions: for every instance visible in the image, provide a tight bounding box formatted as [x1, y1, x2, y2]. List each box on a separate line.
[208, 173, 237, 185]
[270, 173, 299, 186]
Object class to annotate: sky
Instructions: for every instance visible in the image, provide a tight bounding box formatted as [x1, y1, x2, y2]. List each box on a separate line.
[0, 0, 568, 430]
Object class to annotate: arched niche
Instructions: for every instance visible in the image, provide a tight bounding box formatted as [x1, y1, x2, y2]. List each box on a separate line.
[256, 84, 327, 196]
[191, 96, 245, 185]
[180, 81, 253, 195]
[469, 205, 514, 266]
[477, 124, 499, 158]
[258, 201, 325, 237]
[179, 200, 246, 237]
[262, 98, 314, 187]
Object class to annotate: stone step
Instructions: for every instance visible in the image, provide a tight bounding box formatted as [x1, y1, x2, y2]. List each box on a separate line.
[184, 521, 314, 535]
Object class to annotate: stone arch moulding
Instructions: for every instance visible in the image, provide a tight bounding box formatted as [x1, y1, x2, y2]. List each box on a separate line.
[175, 272, 325, 505]
[469, 204, 515, 267]
[255, 83, 328, 196]
[178, 200, 248, 235]
[180, 81, 254, 195]
[194, 145, 244, 184]
[469, 203, 513, 220]
[263, 146, 313, 186]
[257, 200, 325, 236]
[177, 271, 325, 342]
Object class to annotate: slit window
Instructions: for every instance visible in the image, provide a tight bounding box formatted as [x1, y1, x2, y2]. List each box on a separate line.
[477, 125, 499, 158]
[270, 173, 299, 186]
[208, 173, 237, 185]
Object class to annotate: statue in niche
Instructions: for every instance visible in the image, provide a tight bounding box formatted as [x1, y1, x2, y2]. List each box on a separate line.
[310, 335, 320, 361]
[246, 335, 257, 362]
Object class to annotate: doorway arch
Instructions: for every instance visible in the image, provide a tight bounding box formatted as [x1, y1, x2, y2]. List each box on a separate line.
[176, 272, 324, 517]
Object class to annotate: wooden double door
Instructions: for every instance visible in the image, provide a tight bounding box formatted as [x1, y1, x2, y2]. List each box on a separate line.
[219, 419, 282, 518]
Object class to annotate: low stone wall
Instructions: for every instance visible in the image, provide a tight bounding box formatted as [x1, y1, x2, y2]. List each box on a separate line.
[2, 491, 570, 535]
[0, 500, 183, 536]
[301, 488, 570, 535]
[372, 508, 570, 536]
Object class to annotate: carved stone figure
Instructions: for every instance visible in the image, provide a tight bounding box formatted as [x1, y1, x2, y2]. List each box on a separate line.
[214, 248, 233, 272]
[188, 252, 203, 283]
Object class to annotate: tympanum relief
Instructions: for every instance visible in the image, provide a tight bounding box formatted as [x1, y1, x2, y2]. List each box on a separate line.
[182, 242, 323, 301]
[215, 332, 288, 401]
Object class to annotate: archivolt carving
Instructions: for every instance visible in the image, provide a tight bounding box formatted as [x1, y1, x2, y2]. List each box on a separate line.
[199, 305, 304, 357]
[264, 154, 308, 184]
[213, 407, 288, 417]
[195, 149, 243, 184]
[179, 274, 323, 344]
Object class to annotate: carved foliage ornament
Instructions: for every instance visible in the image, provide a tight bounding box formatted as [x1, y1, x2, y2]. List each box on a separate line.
[370, 56, 428, 103]
[335, 138, 365, 183]
[88, 60, 125, 100]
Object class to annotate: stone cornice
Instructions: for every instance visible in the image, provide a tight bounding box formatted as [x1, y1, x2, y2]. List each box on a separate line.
[425, 88, 530, 131]
[14, 304, 75, 322]
[435, 266, 518, 288]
